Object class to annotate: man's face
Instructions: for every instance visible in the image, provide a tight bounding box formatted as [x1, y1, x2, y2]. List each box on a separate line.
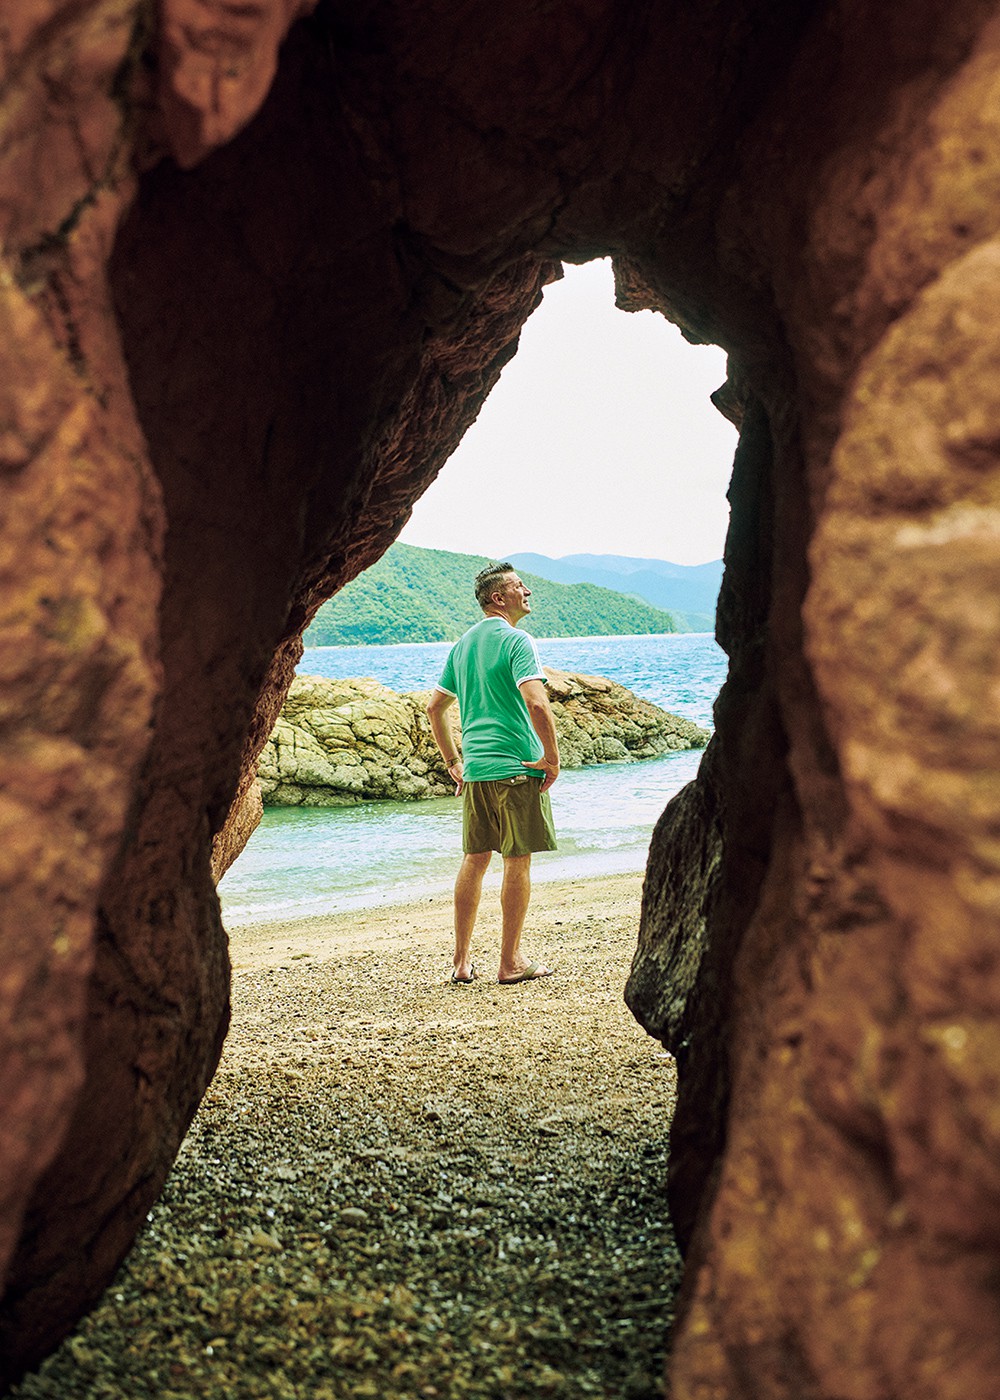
[495, 573, 532, 621]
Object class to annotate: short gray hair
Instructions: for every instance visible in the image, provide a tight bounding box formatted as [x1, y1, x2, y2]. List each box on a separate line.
[474, 562, 516, 610]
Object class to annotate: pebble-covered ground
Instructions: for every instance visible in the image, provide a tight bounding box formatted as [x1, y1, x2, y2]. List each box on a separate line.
[13, 875, 681, 1400]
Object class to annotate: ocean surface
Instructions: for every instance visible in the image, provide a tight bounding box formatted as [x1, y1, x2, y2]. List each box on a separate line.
[218, 633, 727, 925]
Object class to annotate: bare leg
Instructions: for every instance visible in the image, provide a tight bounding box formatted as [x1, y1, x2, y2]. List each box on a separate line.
[454, 851, 491, 979]
[498, 854, 551, 981]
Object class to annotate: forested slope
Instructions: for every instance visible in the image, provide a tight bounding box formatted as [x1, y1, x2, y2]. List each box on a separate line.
[304, 543, 684, 645]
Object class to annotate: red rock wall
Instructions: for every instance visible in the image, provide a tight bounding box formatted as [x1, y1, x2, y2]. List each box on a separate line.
[0, 0, 164, 1365]
[631, 6, 1000, 1396]
[2, 1, 999, 1395]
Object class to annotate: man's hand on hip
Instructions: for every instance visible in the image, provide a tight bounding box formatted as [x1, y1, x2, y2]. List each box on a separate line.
[522, 757, 560, 793]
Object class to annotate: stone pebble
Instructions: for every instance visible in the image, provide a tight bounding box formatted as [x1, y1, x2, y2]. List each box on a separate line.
[12, 907, 680, 1400]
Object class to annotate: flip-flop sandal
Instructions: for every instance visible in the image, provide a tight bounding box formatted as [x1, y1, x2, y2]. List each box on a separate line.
[450, 963, 477, 984]
[498, 962, 554, 985]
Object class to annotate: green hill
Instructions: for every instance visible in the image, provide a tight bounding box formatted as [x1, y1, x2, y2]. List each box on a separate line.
[507, 552, 722, 632]
[304, 543, 685, 646]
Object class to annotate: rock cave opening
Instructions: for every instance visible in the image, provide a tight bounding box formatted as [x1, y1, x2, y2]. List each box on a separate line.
[216, 255, 735, 928]
[47, 254, 731, 1400]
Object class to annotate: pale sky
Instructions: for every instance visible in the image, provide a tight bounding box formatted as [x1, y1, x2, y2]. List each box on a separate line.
[400, 258, 738, 566]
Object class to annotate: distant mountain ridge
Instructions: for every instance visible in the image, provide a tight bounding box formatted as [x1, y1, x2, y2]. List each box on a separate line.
[304, 543, 685, 646]
[507, 552, 723, 631]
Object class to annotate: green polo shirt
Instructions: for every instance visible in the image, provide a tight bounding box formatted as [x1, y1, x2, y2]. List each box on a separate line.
[436, 617, 546, 781]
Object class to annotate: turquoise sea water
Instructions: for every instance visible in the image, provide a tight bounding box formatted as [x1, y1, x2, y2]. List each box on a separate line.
[218, 633, 727, 925]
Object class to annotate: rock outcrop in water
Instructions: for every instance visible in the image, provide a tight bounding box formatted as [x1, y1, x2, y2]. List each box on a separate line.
[258, 668, 709, 807]
[3, 3, 1000, 1396]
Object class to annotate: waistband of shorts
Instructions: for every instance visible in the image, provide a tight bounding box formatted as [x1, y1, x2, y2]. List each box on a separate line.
[463, 772, 542, 787]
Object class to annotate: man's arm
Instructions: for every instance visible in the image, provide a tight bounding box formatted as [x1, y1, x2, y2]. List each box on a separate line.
[518, 678, 560, 792]
[426, 689, 464, 794]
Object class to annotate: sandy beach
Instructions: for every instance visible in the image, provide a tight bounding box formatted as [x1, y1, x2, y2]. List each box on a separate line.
[15, 873, 681, 1400]
[227, 870, 652, 972]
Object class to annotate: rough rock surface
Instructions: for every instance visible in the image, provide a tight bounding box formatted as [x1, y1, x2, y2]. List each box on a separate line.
[625, 751, 724, 1253]
[0, 0, 166, 1377]
[546, 667, 708, 769]
[209, 779, 264, 881]
[261, 676, 446, 806]
[258, 668, 708, 807]
[3, 1, 1000, 1396]
[156, 0, 320, 168]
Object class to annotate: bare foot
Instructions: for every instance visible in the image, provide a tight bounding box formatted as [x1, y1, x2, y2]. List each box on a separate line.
[497, 961, 554, 985]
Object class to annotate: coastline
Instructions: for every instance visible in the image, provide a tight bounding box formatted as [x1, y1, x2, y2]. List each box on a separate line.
[225, 868, 645, 973]
[301, 630, 713, 650]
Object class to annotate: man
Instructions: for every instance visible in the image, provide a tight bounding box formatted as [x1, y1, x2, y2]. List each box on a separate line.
[427, 562, 560, 985]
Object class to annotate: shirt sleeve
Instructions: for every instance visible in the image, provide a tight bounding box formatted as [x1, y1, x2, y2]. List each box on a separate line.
[510, 631, 546, 687]
[437, 646, 458, 697]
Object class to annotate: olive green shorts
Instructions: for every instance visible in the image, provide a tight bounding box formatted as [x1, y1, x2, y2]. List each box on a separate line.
[462, 776, 558, 857]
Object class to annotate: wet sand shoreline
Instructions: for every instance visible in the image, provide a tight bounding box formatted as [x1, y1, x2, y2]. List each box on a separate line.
[225, 869, 648, 975]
